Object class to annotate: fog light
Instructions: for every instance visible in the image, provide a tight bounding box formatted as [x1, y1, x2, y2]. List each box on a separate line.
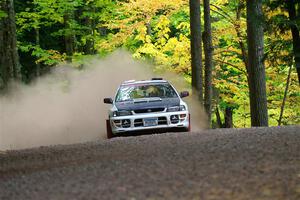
[180, 114, 186, 118]
[113, 120, 121, 128]
[170, 115, 179, 124]
[122, 119, 131, 128]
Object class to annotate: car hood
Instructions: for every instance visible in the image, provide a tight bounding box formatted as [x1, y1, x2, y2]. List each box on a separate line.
[115, 98, 180, 111]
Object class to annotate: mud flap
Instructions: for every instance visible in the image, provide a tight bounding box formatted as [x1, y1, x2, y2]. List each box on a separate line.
[188, 113, 191, 132]
[106, 119, 114, 139]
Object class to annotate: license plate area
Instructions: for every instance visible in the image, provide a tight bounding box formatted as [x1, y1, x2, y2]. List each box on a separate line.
[143, 118, 158, 127]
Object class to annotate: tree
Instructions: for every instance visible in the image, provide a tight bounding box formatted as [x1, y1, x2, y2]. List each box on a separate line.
[59, 0, 83, 62]
[6, 0, 297, 126]
[105, 0, 186, 51]
[80, 0, 116, 54]
[203, 0, 213, 126]
[278, 64, 293, 125]
[189, 0, 203, 102]
[246, 0, 268, 126]
[0, 0, 21, 89]
[259, 0, 299, 125]
[287, 0, 300, 84]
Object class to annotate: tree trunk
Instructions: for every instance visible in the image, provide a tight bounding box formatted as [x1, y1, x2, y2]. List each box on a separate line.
[83, 17, 94, 54]
[146, 22, 152, 36]
[278, 64, 293, 125]
[0, 10, 5, 89]
[215, 107, 223, 128]
[246, 0, 269, 127]
[83, 6, 96, 55]
[35, 27, 40, 76]
[0, 0, 21, 89]
[287, 0, 300, 85]
[64, 13, 74, 62]
[236, 1, 249, 74]
[189, 0, 203, 102]
[224, 107, 233, 128]
[203, 0, 213, 127]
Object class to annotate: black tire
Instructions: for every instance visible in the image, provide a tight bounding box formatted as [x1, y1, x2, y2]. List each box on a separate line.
[106, 120, 114, 139]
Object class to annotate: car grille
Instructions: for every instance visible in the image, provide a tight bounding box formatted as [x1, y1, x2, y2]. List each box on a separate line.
[157, 117, 168, 125]
[134, 117, 167, 127]
[133, 108, 165, 114]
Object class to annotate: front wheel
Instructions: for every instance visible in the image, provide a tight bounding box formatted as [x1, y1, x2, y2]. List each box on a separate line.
[106, 120, 114, 139]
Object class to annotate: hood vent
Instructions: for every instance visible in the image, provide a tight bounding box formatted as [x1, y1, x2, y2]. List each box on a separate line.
[134, 108, 165, 114]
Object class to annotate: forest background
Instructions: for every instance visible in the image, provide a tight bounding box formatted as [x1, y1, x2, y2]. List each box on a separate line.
[0, 0, 299, 128]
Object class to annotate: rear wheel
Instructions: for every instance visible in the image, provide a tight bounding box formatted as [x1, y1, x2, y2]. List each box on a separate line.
[106, 120, 114, 139]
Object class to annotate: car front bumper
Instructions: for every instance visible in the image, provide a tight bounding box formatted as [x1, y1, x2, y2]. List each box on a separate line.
[109, 111, 190, 135]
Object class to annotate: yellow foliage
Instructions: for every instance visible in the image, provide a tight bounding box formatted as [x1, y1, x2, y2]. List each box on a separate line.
[96, 0, 299, 127]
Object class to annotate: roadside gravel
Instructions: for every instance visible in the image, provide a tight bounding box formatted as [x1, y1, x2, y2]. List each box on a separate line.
[0, 126, 299, 200]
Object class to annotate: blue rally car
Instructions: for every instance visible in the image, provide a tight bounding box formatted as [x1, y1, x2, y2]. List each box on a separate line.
[103, 78, 190, 138]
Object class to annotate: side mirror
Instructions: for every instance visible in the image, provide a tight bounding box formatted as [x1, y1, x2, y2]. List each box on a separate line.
[180, 91, 189, 98]
[103, 98, 113, 104]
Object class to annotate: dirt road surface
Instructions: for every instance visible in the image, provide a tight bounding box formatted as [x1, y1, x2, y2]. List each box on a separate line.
[0, 126, 300, 200]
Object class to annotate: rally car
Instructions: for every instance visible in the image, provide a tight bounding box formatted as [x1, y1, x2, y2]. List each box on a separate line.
[103, 78, 190, 138]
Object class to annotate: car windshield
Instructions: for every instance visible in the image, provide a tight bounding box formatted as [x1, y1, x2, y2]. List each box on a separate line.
[115, 83, 178, 102]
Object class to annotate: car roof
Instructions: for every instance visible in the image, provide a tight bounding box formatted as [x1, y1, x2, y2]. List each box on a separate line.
[121, 79, 168, 86]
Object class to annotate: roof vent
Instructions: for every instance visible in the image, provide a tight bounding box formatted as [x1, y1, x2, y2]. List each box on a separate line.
[151, 78, 163, 80]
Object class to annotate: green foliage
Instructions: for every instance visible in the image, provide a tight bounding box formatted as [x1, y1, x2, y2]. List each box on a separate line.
[13, 0, 299, 127]
[0, 10, 7, 18]
[19, 44, 66, 65]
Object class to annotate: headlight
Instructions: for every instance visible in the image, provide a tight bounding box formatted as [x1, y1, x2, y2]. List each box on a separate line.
[113, 110, 132, 117]
[167, 105, 186, 112]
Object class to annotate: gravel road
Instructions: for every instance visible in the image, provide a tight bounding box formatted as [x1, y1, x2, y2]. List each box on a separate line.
[0, 126, 299, 200]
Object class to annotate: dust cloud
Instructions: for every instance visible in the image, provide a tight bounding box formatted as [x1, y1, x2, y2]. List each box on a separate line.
[0, 50, 207, 150]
